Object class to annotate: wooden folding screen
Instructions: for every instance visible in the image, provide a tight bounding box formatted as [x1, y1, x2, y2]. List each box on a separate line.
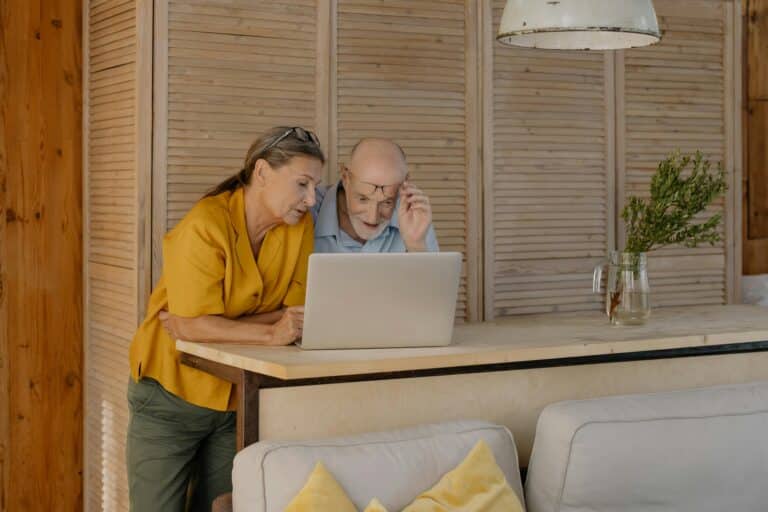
[84, 1, 151, 511]
[483, 0, 741, 318]
[617, 0, 739, 307]
[153, 0, 324, 278]
[484, 0, 614, 317]
[334, 0, 481, 321]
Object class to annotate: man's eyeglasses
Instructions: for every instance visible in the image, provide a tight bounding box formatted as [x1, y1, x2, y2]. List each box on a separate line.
[343, 166, 408, 199]
[265, 127, 321, 152]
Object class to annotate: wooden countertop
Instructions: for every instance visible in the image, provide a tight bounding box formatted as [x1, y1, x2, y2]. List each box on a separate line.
[176, 305, 768, 380]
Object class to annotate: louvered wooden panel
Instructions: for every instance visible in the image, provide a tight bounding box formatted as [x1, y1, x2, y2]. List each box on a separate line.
[336, 0, 477, 321]
[162, 0, 319, 231]
[87, 266, 134, 512]
[85, 0, 149, 510]
[486, 0, 613, 318]
[620, 0, 732, 307]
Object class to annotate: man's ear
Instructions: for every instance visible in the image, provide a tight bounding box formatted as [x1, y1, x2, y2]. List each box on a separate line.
[339, 164, 350, 185]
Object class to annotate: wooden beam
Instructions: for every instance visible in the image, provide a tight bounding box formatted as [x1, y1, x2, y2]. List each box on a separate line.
[744, 0, 768, 274]
[0, 0, 8, 503]
[466, 0, 483, 322]
[152, 0, 169, 287]
[0, 0, 83, 509]
[747, 100, 768, 239]
[137, 0, 153, 318]
[481, 0, 494, 321]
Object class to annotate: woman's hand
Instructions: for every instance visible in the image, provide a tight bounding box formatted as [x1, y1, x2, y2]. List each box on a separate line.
[268, 306, 304, 346]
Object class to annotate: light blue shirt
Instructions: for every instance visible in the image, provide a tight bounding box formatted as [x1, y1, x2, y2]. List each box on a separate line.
[311, 181, 439, 253]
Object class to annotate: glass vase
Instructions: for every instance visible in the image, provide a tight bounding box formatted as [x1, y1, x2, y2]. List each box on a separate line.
[593, 251, 651, 326]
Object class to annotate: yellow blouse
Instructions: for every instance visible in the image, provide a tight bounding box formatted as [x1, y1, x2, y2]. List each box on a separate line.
[129, 187, 313, 411]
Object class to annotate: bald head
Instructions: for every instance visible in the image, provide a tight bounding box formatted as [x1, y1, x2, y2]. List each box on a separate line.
[347, 138, 407, 183]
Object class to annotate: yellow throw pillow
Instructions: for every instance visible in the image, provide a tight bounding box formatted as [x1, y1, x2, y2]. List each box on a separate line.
[284, 440, 523, 512]
[283, 462, 357, 512]
[402, 440, 524, 512]
[363, 498, 390, 512]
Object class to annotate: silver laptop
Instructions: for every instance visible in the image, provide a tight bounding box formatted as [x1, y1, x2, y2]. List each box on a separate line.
[300, 252, 462, 349]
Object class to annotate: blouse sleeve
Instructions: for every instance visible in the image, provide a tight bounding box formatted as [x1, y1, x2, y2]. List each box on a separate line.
[162, 216, 227, 318]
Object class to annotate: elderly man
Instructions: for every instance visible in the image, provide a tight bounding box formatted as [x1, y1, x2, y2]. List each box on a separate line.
[313, 138, 439, 253]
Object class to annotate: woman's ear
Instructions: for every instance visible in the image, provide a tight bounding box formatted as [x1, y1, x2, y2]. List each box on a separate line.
[252, 159, 269, 186]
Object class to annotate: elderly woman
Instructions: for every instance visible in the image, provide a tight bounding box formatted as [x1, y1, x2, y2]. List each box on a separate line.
[126, 127, 324, 512]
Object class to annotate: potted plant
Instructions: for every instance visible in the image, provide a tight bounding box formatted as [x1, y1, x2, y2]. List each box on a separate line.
[593, 151, 728, 325]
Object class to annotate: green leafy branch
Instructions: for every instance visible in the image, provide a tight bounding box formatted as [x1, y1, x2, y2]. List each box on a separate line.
[621, 151, 728, 254]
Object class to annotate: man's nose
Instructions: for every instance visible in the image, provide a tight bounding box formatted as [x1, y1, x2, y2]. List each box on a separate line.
[365, 204, 379, 224]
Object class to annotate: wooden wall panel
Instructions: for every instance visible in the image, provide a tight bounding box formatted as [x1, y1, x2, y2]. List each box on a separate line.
[747, 101, 768, 239]
[1, 0, 83, 510]
[335, 0, 480, 321]
[745, 0, 768, 274]
[484, 0, 613, 318]
[150, 0, 741, 321]
[84, 0, 152, 511]
[619, 0, 732, 307]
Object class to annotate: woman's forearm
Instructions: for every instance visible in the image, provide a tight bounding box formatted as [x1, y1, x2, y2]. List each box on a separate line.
[238, 309, 284, 325]
[174, 314, 275, 344]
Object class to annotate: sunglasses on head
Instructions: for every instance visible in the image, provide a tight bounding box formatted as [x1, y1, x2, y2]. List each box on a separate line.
[264, 127, 320, 151]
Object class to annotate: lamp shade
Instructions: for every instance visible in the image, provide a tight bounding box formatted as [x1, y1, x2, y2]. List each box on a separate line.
[497, 0, 661, 50]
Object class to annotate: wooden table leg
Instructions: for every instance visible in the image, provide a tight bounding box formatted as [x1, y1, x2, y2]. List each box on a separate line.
[235, 371, 263, 450]
[179, 353, 262, 450]
[179, 353, 314, 450]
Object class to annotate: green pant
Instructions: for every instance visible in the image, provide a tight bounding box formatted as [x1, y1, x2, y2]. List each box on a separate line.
[126, 377, 236, 512]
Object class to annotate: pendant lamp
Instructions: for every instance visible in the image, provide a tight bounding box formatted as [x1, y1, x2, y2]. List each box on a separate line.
[497, 0, 661, 50]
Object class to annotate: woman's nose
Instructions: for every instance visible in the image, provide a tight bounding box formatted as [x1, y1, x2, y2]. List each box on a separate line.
[305, 186, 317, 208]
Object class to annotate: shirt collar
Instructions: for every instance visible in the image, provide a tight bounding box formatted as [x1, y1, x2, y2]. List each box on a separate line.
[228, 187, 248, 238]
[315, 180, 400, 238]
[228, 186, 285, 272]
[315, 181, 342, 237]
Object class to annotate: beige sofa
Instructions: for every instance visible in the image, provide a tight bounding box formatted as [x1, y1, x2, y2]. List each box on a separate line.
[525, 381, 768, 512]
[220, 381, 768, 512]
[231, 420, 524, 511]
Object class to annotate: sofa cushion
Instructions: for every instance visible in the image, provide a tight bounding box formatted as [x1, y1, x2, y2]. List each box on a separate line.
[403, 440, 524, 512]
[283, 462, 357, 512]
[284, 440, 523, 512]
[525, 381, 768, 512]
[233, 420, 524, 512]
